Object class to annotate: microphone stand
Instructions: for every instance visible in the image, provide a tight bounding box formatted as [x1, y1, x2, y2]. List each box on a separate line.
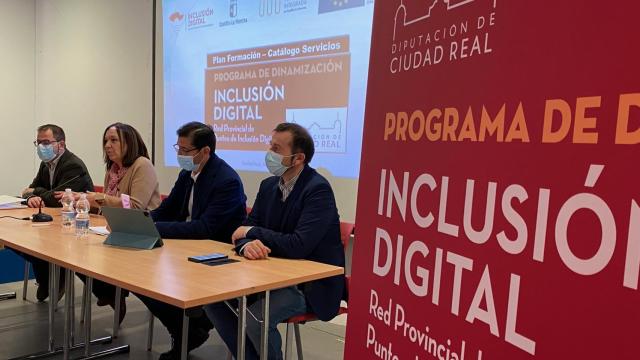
[29, 173, 84, 223]
[32, 201, 53, 222]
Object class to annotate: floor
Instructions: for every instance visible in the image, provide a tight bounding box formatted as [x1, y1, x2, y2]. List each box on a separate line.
[0, 279, 347, 359]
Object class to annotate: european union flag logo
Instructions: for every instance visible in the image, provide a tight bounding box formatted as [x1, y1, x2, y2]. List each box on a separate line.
[318, 0, 365, 14]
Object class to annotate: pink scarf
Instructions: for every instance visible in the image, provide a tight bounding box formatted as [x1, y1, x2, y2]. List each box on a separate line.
[105, 163, 128, 196]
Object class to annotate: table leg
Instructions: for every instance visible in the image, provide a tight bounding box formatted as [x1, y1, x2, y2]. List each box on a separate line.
[72, 278, 129, 359]
[0, 252, 127, 360]
[112, 287, 121, 338]
[83, 277, 93, 358]
[63, 269, 72, 359]
[80, 284, 87, 324]
[260, 291, 270, 359]
[180, 310, 189, 360]
[48, 264, 56, 352]
[146, 314, 155, 351]
[237, 295, 247, 360]
[5, 269, 113, 360]
[70, 273, 75, 345]
[22, 261, 29, 300]
[52, 265, 60, 312]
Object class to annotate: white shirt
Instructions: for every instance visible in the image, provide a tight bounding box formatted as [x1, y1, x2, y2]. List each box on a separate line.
[186, 171, 200, 222]
[46, 150, 65, 188]
[278, 168, 303, 201]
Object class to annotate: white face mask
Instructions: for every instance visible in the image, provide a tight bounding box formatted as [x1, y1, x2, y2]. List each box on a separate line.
[265, 150, 295, 176]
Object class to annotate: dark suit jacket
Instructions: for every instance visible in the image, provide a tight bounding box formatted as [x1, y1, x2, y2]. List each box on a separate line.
[240, 165, 345, 321]
[151, 154, 247, 241]
[29, 149, 94, 207]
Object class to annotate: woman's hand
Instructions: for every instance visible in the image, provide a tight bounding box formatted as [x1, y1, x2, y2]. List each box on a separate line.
[84, 192, 98, 208]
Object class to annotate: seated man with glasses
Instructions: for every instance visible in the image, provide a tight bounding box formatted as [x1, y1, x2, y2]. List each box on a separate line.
[205, 123, 346, 360]
[135, 121, 247, 360]
[18, 124, 94, 302]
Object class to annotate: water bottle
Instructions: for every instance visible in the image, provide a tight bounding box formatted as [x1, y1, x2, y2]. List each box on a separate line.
[75, 193, 90, 238]
[61, 188, 75, 231]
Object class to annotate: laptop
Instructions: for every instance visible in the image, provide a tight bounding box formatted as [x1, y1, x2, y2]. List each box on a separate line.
[101, 207, 163, 250]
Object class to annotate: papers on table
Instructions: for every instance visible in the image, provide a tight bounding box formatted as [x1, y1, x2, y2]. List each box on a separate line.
[0, 203, 27, 209]
[89, 226, 110, 236]
[0, 195, 24, 206]
[0, 195, 26, 209]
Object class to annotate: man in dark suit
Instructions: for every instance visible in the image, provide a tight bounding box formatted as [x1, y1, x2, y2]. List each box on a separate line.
[19, 124, 94, 302]
[136, 122, 247, 360]
[205, 123, 346, 360]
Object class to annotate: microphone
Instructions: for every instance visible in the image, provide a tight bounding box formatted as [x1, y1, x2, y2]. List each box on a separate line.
[32, 202, 53, 222]
[30, 173, 86, 223]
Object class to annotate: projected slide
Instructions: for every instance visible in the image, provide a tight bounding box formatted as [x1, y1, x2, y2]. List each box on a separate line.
[163, 0, 374, 178]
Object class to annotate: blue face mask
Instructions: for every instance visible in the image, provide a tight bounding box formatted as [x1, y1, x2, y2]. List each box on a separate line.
[265, 150, 295, 176]
[177, 154, 197, 172]
[37, 144, 56, 162]
[177, 149, 202, 172]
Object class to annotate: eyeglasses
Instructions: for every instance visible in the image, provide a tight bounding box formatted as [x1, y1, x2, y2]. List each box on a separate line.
[173, 144, 198, 153]
[33, 140, 59, 147]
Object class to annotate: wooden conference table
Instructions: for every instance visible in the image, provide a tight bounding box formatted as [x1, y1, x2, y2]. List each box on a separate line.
[0, 208, 344, 360]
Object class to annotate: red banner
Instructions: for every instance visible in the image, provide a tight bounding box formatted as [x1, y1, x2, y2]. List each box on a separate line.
[346, 1, 640, 359]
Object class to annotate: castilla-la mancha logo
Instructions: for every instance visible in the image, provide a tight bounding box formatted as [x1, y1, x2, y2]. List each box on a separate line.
[390, 0, 499, 75]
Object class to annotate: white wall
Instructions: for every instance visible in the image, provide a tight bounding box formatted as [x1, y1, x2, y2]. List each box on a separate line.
[0, 0, 36, 196]
[35, 0, 154, 186]
[0, 0, 153, 195]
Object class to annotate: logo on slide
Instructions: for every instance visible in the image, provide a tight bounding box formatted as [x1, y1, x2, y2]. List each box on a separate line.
[318, 0, 365, 14]
[390, 0, 498, 75]
[169, 11, 185, 23]
[260, 0, 282, 17]
[286, 108, 347, 153]
[168, 11, 185, 34]
[220, 1, 247, 27]
[230, 0, 238, 18]
[181, 7, 215, 30]
[283, 0, 308, 13]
